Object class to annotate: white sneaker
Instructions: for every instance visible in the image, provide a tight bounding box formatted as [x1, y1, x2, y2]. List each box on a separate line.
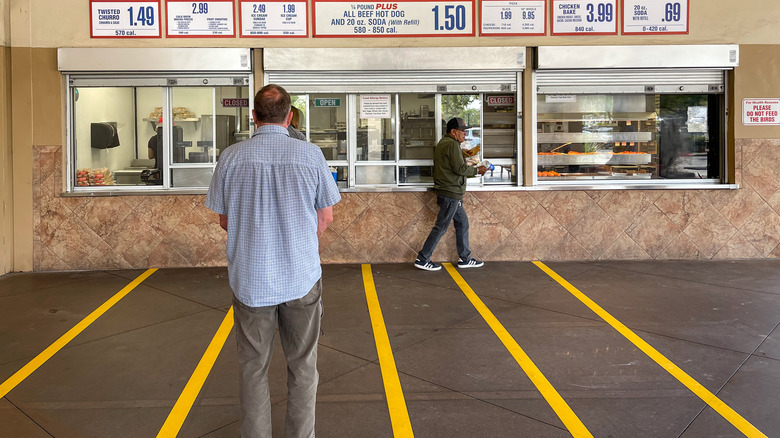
[457, 258, 484, 268]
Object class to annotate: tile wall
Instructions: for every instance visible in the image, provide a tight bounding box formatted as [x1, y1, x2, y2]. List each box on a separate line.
[33, 139, 780, 270]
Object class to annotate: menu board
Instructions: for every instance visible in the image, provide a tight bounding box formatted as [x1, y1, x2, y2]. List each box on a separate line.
[239, 0, 308, 37]
[550, 0, 618, 35]
[313, 0, 474, 37]
[90, 0, 161, 38]
[481, 0, 545, 36]
[622, 0, 688, 35]
[166, 0, 236, 37]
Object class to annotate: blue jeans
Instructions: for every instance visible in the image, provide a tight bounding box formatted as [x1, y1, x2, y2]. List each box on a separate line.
[418, 195, 471, 262]
[233, 279, 322, 438]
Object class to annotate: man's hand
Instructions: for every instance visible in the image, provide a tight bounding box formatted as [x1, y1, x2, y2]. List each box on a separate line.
[219, 214, 228, 231]
[317, 206, 334, 237]
[477, 166, 488, 175]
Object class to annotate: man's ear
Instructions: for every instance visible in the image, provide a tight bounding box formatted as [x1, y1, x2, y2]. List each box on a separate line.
[285, 110, 293, 127]
[252, 110, 261, 127]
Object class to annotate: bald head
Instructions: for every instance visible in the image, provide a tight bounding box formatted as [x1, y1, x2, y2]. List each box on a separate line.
[253, 84, 292, 125]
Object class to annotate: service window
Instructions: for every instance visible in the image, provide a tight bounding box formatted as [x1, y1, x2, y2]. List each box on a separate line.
[67, 77, 251, 192]
[536, 93, 723, 182]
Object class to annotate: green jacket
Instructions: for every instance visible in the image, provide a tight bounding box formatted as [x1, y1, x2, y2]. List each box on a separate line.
[433, 134, 477, 200]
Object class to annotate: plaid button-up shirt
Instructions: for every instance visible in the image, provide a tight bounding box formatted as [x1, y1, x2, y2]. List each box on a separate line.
[206, 125, 341, 307]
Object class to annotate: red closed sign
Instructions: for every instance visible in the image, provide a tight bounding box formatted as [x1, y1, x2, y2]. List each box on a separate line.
[486, 95, 514, 106]
[222, 98, 249, 108]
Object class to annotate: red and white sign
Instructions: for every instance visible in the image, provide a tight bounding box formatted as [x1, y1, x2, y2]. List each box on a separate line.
[743, 99, 780, 126]
[222, 98, 250, 107]
[313, 0, 475, 37]
[166, 0, 236, 37]
[551, 0, 618, 36]
[90, 0, 161, 38]
[486, 95, 515, 106]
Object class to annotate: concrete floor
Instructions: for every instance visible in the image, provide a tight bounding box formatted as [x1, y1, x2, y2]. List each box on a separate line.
[1, 260, 779, 437]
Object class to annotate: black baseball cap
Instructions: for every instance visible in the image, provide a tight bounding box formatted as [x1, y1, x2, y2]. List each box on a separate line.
[446, 117, 469, 133]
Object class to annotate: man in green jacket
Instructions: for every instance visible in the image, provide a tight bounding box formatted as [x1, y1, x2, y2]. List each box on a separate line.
[414, 117, 488, 271]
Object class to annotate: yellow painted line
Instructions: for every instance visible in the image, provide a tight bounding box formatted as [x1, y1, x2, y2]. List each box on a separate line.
[444, 263, 593, 438]
[157, 307, 234, 437]
[362, 264, 414, 438]
[533, 261, 767, 438]
[0, 268, 158, 399]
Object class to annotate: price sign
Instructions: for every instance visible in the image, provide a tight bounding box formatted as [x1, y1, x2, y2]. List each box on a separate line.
[481, 0, 545, 36]
[551, 0, 617, 35]
[240, 0, 308, 37]
[166, 0, 236, 37]
[90, 0, 161, 38]
[622, 0, 688, 35]
[313, 0, 474, 37]
[743, 99, 780, 126]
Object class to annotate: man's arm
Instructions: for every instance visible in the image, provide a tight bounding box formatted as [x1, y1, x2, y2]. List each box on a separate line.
[316, 206, 334, 237]
[219, 214, 228, 231]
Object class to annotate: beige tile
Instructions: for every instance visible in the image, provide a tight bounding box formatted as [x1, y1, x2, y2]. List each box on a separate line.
[330, 193, 368, 235]
[136, 196, 195, 235]
[567, 203, 622, 260]
[357, 192, 380, 206]
[718, 184, 766, 229]
[33, 239, 68, 271]
[600, 233, 651, 260]
[488, 233, 534, 261]
[596, 191, 653, 231]
[739, 204, 780, 257]
[85, 240, 132, 270]
[196, 246, 227, 267]
[466, 206, 512, 260]
[319, 236, 364, 264]
[539, 191, 593, 228]
[104, 212, 164, 268]
[369, 193, 425, 234]
[485, 192, 539, 232]
[544, 233, 593, 261]
[626, 206, 680, 258]
[742, 156, 780, 201]
[658, 232, 707, 260]
[398, 208, 438, 251]
[166, 210, 220, 266]
[682, 204, 738, 259]
[514, 206, 567, 260]
[79, 197, 133, 238]
[654, 191, 708, 230]
[147, 241, 191, 268]
[374, 235, 418, 263]
[48, 217, 104, 271]
[713, 233, 762, 259]
[341, 208, 396, 260]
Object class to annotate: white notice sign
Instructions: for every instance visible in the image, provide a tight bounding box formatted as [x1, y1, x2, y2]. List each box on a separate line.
[360, 95, 392, 118]
[481, 0, 545, 36]
[313, 0, 474, 37]
[240, 0, 308, 37]
[166, 0, 235, 37]
[622, 0, 688, 35]
[90, 1, 161, 37]
[743, 99, 780, 126]
[551, 0, 617, 35]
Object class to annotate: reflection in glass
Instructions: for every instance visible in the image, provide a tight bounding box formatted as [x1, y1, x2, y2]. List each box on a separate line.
[536, 93, 721, 181]
[356, 165, 396, 185]
[357, 94, 396, 161]
[400, 94, 436, 159]
[399, 166, 433, 184]
[309, 94, 347, 161]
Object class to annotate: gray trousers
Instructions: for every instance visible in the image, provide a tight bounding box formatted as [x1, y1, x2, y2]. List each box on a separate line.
[232, 279, 322, 438]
